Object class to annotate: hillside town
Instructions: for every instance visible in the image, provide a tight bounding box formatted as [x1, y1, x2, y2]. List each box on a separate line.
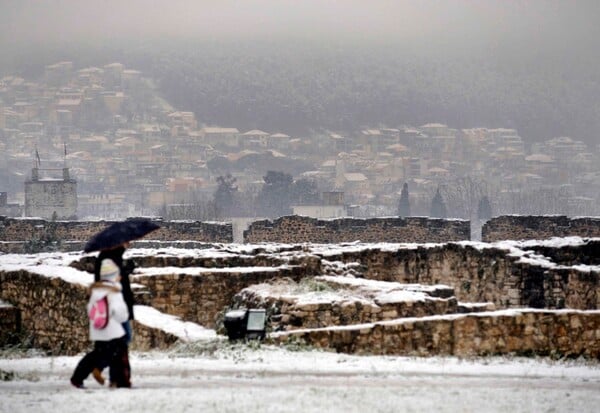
[1, 61, 599, 222]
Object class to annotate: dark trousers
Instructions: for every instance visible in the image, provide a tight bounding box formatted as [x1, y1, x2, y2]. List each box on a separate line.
[97, 321, 132, 382]
[71, 336, 131, 387]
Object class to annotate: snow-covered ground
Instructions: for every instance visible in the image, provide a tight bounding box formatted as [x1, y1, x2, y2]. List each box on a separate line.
[1, 343, 599, 413]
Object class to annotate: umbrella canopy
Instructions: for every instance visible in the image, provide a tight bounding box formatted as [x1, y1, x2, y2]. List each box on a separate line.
[84, 219, 160, 253]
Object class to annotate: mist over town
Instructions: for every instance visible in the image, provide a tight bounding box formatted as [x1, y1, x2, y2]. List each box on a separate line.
[1, 1, 599, 227]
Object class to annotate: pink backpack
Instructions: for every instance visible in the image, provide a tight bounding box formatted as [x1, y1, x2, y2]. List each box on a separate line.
[89, 296, 109, 329]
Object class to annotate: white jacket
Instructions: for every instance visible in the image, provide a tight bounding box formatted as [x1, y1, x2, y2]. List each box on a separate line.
[87, 281, 129, 342]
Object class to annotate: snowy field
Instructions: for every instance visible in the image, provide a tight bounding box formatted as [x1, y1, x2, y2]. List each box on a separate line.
[1, 343, 599, 413]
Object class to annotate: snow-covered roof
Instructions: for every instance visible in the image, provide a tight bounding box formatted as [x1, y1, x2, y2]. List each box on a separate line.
[202, 127, 239, 134]
[525, 154, 554, 163]
[420, 123, 447, 128]
[242, 129, 269, 136]
[343, 173, 368, 182]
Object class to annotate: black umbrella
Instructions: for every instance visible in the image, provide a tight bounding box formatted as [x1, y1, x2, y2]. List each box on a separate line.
[84, 218, 160, 253]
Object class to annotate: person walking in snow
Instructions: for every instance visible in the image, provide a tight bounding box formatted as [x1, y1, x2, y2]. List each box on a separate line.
[89, 243, 136, 384]
[94, 243, 136, 342]
[71, 259, 131, 388]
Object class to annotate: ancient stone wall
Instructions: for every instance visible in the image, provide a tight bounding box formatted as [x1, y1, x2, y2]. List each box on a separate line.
[131, 266, 312, 328]
[546, 268, 600, 310]
[1, 238, 599, 356]
[316, 244, 518, 306]
[0, 216, 232, 252]
[244, 215, 470, 243]
[272, 310, 600, 358]
[233, 279, 461, 332]
[125, 240, 599, 334]
[0, 269, 189, 355]
[130, 321, 181, 351]
[4, 214, 598, 253]
[0, 301, 20, 346]
[316, 243, 600, 310]
[0, 269, 93, 354]
[2, 214, 599, 254]
[482, 215, 600, 242]
[527, 241, 600, 266]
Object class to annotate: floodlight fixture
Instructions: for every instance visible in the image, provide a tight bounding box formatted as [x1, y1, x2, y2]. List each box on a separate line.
[245, 309, 267, 340]
[223, 308, 267, 341]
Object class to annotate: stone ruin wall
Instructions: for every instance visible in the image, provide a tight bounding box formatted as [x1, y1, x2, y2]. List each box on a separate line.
[272, 310, 600, 358]
[0, 270, 88, 355]
[0, 269, 181, 355]
[234, 281, 462, 332]
[2, 215, 599, 254]
[244, 215, 470, 243]
[131, 267, 311, 329]
[1, 239, 599, 357]
[0, 215, 469, 252]
[0, 252, 322, 354]
[482, 215, 600, 242]
[0, 302, 20, 346]
[123, 240, 598, 331]
[268, 297, 458, 331]
[71, 251, 323, 329]
[0, 216, 232, 253]
[319, 242, 600, 311]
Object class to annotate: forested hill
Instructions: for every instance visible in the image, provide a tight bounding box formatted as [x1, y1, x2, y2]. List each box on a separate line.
[2, 1, 599, 147]
[3, 37, 599, 147]
[151, 39, 600, 145]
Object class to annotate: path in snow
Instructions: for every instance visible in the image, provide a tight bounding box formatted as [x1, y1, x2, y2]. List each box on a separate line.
[1, 347, 599, 413]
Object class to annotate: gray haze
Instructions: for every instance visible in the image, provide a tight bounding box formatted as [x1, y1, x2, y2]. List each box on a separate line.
[1, 0, 599, 223]
[1, 0, 599, 53]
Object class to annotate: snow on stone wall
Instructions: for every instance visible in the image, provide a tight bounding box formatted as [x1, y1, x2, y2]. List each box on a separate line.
[0, 268, 183, 355]
[0, 238, 598, 356]
[271, 309, 600, 358]
[244, 215, 470, 244]
[482, 215, 600, 242]
[0, 216, 233, 253]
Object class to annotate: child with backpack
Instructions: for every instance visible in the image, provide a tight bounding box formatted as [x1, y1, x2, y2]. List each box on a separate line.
[70, 259, 131, 388]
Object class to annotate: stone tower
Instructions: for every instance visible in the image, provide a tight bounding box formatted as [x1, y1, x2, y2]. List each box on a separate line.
[24, 166, 77, 220]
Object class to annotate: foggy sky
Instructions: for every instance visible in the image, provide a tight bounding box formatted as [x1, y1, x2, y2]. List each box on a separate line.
[1, 0, 599, 55]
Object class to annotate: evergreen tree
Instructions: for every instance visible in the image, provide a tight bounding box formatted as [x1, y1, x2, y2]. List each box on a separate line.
[213, 174, 238, 218]
[257, 170, 294, 218]
[397, 182, 411, 217]
[477, 196, 493, 220]
[291, 178, 320, 206]
[430, 188, 447, 218]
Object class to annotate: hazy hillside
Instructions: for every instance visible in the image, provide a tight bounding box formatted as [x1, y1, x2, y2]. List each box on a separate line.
[2, 1, 599, 146]
[151, 39, 600, 145]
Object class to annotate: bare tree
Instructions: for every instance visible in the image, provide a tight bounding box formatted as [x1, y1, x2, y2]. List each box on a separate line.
[495, 186, 572, 216]
[158, 192, 218, 221]
[439, 177, 491, 220]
